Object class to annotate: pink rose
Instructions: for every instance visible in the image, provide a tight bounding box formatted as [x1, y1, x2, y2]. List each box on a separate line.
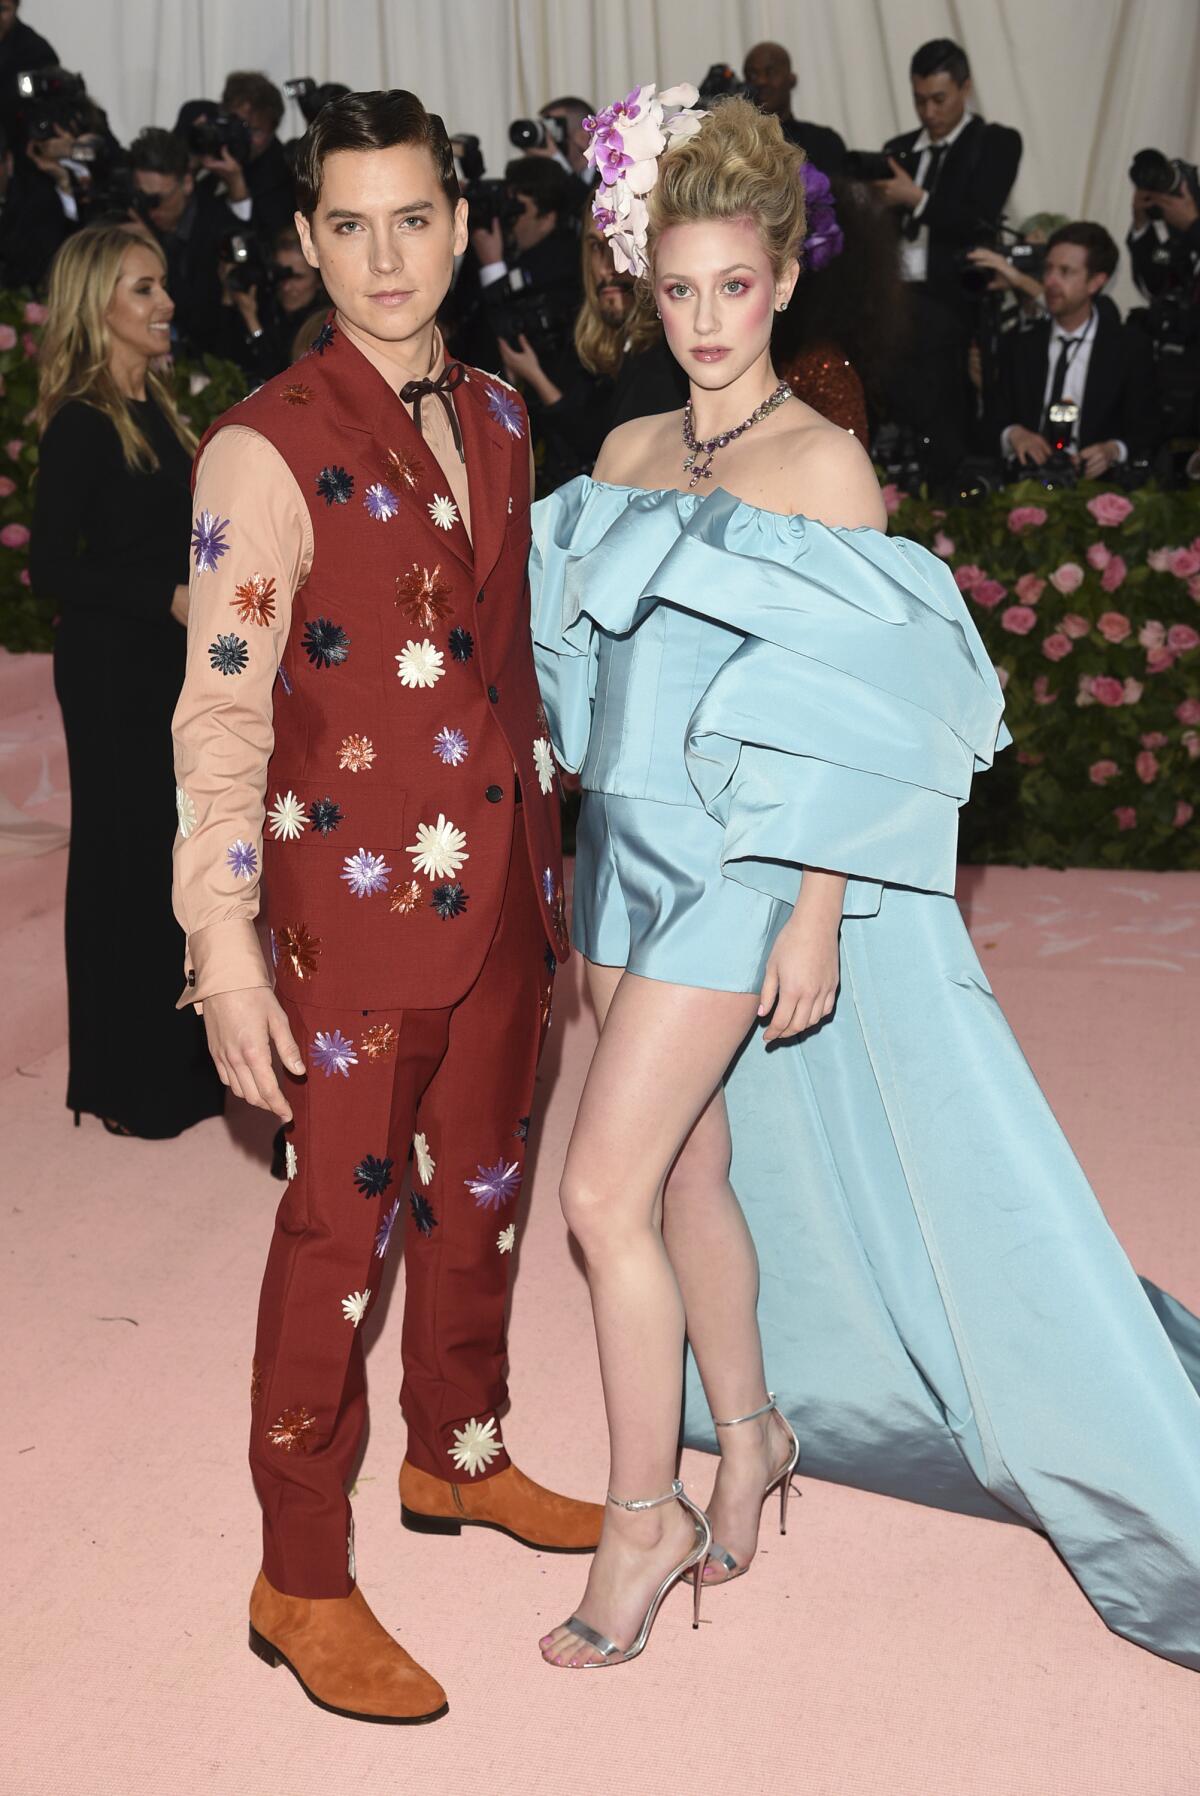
[1135, 750, 1159, 784]
[1166, 623, 1199, 652]
[1015, 573, 1045, 605]
[0, 521, 29, 547]
[1148, 547, 1170, 571]
[23, 301, 48, 325]
[953, 563, 986, 592]
[1176, 802, 1195, 828]
[1139, 620, 1166, 649]
[932, 531, 955, 558]
[1050, 561, 1084, 594]
[1089, 759, 1119, 785]
[1176, 698, 1200, 725]
[0, 476, 15, 497]
[1100, 556, 1127, 592]
[971, 579, 1007, 609]
[1114, 806, 1138, 831]
[1146, 647, 1176, 674]
[1091, 675, 1125, 707]
[21, 332, 37, 358]
[1007, 504, 1048, 532]
[5, 439, 22, 461]
[17, 567, 29, 586]
[1122, 678, 1144, 704]
[1184, 730, 1200, 760]
[1096, 611, 1131, 642]
[0, 324, 16, 351]
[1168, 547, 1200, 579]
[881, 482, 906, 515]
[1060, 613, 1091, 639]
[1000, 604, 1037, 635]
[1140, 731, 1168, 749]
[1086, 542, 1111, 571]
[1041, 633, 1073, 661]
[1190, 575, 1200, 604]
[1087, 492, 1134, 527]
[1016, 749, 1044, 765]
[1033, 674, 1058, 706]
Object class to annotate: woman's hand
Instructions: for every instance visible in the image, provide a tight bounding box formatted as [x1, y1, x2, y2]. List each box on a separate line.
[758, 875, 844, 1045]
[170, 582, 189, 626]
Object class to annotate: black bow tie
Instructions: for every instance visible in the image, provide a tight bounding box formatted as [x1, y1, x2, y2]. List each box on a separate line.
[400, 359, 466, 462]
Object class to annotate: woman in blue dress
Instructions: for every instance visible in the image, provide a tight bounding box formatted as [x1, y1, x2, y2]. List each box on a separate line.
[531, 88, 1200, 1672]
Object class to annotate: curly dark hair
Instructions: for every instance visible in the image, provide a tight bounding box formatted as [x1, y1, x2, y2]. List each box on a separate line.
[771, 176, 912, 403]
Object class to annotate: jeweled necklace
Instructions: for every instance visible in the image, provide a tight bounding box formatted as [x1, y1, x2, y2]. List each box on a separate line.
[682, 380, 793, 489]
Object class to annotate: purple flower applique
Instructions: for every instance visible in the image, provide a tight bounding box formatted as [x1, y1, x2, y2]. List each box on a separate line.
[226, 839, 258, 881]
[542, 866, 555, 905]
[209, 633, 249, 676]
[433, 726, 469, 767]
[448, 627, 474, 663]
[191, 510, 230, 573]
[364, 482, 400, 521]
[466, 1158, 522, 1211]
[485, 383, 524, 439]
[277, 663, 293, 696]
[316, 465, 354, 506]
[375, 1196, 401, 1258]
[269, 927, 279, 968]
[312, 1029, 358, 1078]
[341, 848, 392, 898]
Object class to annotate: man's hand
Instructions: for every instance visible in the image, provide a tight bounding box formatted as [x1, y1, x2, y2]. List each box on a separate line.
[873, 157, 924, 211]
[1077, 439, 1119, 480]
[232, 285, 261, 334]
[497, 332, 562, 405]
[1008, 424, 1052, 466]
[26, 132, 75, 190]
[200, 145, 248, 204]
[1132, 187, 1154, 230]
[471, 219, 504, 265]
[201, 987, 305, 1121]
[1158, 187, 1200, 233]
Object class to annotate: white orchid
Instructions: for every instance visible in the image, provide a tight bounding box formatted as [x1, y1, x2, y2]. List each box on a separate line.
[586, 82, 708, 276]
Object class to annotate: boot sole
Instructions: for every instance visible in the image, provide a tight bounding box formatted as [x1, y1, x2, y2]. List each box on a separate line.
[401, 1504, 597, 1553]
[248, 1623, 449, 1725]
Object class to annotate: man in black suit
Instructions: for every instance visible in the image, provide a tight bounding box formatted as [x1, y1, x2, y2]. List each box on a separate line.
[743, 41, 846, 175]
[220, 70, 294, 241]
[997, 223, 1157, 476]
[0, 0, 57, 136]
[130, 127, 247, 359]
[873, 38, 1022, 480]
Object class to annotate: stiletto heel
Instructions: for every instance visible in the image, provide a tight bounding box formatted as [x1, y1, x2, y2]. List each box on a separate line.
[704, 1392, 800, 1582]
[548, 1480, 711, 1668]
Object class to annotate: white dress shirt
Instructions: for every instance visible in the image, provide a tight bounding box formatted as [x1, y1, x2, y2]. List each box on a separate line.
[898, 111, 974, 284]
[1000, 305, 1127, 461]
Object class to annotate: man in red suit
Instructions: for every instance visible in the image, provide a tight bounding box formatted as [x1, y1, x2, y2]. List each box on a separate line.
[172, 89, 598, 1725]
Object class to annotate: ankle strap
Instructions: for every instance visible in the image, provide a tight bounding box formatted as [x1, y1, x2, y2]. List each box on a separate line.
[712, 1392, 777, 1428]
[607, 1477, 684, 1511]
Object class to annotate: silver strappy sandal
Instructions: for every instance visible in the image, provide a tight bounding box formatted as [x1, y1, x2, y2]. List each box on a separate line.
[553, 1480, 712, 1668]
[704, 1393, 801, 1583]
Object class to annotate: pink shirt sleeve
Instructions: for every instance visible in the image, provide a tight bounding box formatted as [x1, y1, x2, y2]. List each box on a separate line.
[171, 424, 313, 1008]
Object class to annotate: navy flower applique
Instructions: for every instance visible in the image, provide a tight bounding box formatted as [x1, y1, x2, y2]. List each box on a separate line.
[309, 797, 344, 836]
[431, 882, 468, 920]
[544, 944, 558, 977]
[448, 627, 474, 664]
[514, 1115, 530, 1140]
[311, 320, 336, 355]
[302, 618, 351, 667]
[316, 465, 354, 506]
[353, 1154, 394, 1198]
[209, 632, 249, 675]
[410, 1192, 438, 1237]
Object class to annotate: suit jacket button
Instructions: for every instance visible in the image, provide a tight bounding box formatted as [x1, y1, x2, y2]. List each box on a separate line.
[487, 683, 499, 702]
[186, 969, 196, 987]
[486, 784, 503, 803]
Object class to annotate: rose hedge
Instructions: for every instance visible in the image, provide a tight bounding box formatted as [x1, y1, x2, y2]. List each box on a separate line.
[0, 289, 247, 652]
[882, 479, 1200, 870]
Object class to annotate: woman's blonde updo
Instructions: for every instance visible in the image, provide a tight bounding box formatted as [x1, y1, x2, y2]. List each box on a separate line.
[645, 96, 806, 282]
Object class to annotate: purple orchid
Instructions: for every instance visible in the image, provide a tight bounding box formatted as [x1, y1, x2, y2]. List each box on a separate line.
[466, 1158, 522, 1211]
[800, 163, 844, 271]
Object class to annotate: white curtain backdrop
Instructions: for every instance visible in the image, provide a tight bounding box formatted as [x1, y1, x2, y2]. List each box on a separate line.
[28, 0, 1200, 308]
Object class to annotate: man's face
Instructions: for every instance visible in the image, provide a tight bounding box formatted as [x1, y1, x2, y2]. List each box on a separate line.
[1042, 242, 1104, 319]
[295, 143, 467, 347]
[586, 229, 633, 327]
[912, 72, 969, 139]
[511, 190, 555, 254]
[0, 2, 17, 43]
[228, 102, 275, 163]
[273, 242, 321, 314]
[541, 108, 587, 175]
[133, 168, 193, 234]
[744, 46, 794, 117]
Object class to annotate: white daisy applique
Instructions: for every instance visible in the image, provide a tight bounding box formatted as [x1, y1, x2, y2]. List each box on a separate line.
[268, 790, 307, 840]
[341, 1289, 370, 1327]
[413, 1132, 436, 1186]
[407, 813, 469, 881]
[533, 738, 555, 795]
[497, 1223, 515, 1255]
[285, 1142, 298, 1180]
[428, 494, 459, 531]
[450, 1416, 503, 1477]
[396, 638, 445, 689]
[176, 786, 197, 839]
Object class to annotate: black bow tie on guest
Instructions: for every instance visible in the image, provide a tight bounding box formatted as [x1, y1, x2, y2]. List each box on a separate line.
[400, 359, 467, 462]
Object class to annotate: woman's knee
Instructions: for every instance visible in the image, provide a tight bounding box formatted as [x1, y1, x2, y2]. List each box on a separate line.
[559, 1165, 650, 1254]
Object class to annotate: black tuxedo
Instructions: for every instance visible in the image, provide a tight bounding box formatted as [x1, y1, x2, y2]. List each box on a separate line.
[780, 117, 847, 176]
[883, 115, 1023, 309]
[996, 297, 1158, 458]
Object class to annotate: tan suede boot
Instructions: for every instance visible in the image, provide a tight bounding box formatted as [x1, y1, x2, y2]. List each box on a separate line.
[399, 1461, 603, 1552]
[248, 1570, 448, 1724]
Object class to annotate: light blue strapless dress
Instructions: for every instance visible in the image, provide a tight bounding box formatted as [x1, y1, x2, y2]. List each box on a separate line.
[530, 474, 1200, 1672]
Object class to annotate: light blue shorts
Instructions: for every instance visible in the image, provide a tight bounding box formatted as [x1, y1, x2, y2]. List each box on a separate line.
[573, 790, 790, 995]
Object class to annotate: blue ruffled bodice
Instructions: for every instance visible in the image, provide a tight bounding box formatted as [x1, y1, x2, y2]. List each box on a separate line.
[530, 476, 1011, 914]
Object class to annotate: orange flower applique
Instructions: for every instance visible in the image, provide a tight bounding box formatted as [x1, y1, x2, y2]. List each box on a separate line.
[267, 1406, 316, 1451]
[382, 446, 425, 490]
[281, 382, 314, 405]
[395, 562, 453, 630]
[338, 734, 376, 773]
[250, 1359, 262, 1406]
[389, 879, 424, 915]
[276, 921, 321, 980]
[361, 1022, 399, 1061]
[231, 572, 277, 626]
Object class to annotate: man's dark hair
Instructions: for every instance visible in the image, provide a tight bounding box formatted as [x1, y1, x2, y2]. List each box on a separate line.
[910, 38, 971, 86]
[542, 95, 595, 125]
[293, 89, 460, 220]
[1046, 221, 1119, 282]
[221, 70, 285, 133]
[130, 126, 190, 181]
[505, 154, 573, 220]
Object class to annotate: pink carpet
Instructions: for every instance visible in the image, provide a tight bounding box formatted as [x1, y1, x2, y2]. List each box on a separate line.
[3, 649, 1198, 1794]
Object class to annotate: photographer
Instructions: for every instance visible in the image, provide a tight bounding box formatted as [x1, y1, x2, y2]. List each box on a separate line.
[519, 94, 595, 200]
[220, 70, 293, 239]
[461, 153, 581, 381]
[217, 220, 328, 381]
[743, 41, 846, 174]
[0, 0, 56, 134]
[1128, 150, 1200, 302]
[995, 222, 1157, 477]
[130, 126, 244, 357]
[0, 112, 71, 286]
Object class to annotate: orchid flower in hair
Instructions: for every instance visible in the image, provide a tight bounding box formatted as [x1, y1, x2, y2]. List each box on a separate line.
[583, 82, 708, 277]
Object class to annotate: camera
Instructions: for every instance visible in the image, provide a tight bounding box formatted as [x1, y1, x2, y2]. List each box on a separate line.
[284, 77, 350, 126]
[1129, 147, 1200, 214]
[843, 150, 895, 183]
[487, 275, 578, 362]
[218, 230, 269, 294]
[453, 134, 524, 236]
[956, 223, 1046, 295]
[186, 110, 252, 166]
[509, 114, 568, 155]
[699, 64, 756, 104]
[17, 65, 89, 141]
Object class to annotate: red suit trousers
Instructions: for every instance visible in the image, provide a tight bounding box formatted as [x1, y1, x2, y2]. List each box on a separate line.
[249, 812, 551, 1596]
